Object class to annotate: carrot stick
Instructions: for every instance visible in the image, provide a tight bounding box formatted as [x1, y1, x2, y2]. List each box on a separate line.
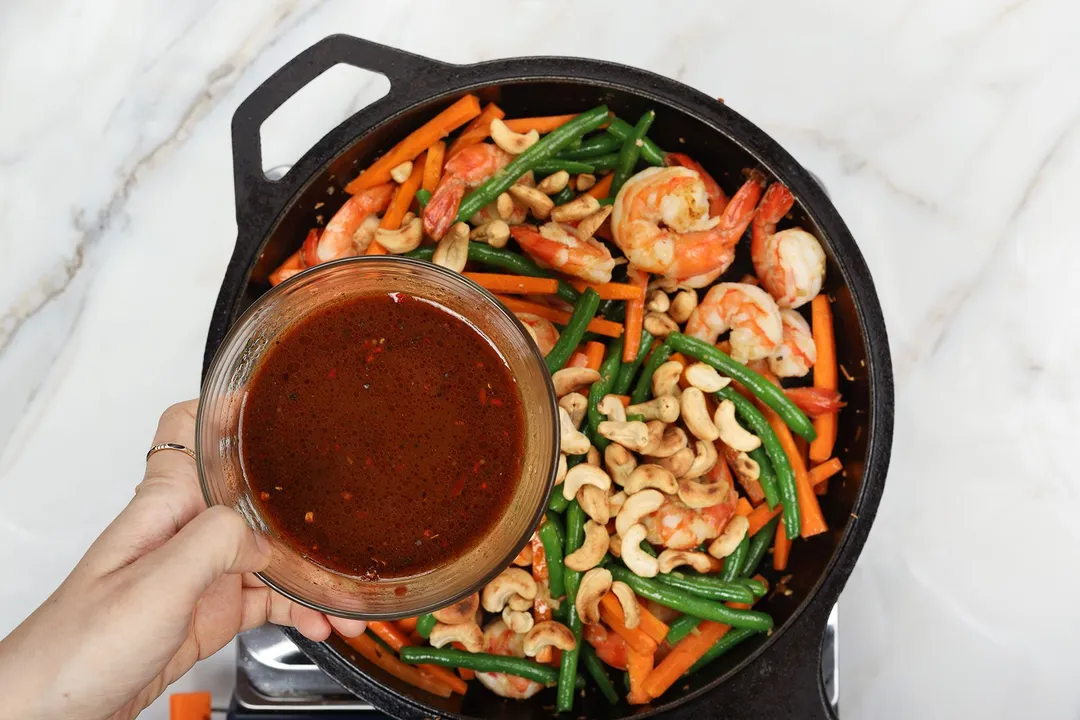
[462, 273, 559, 295]
[586, 173, 614, 199]
[809, 294, 838, 462]
[494, 295, 623, 337]
[747, 503, 783, 536]
[342, 633, 453, 698]
[773, 520, 791, 571]
[346, 95, 481, 193]
[626, 646, 654, 705]
[809, 458, 842, 489]
[599, 596, 657, 656]
[503, 114, 578, 134]
[583, 341, 606, 371]
[397, 617, 418, 632]
[613, 394, 631, 408]
[568, 350, 590, 368]
[446, 103, 505, 158]
[366, 622, 468, 695]
[600, 593, 668, 645]
[642, 620, 729, 699]
[622, 268, 649, 361]
[170, 692, 212, 720]
[765, 405, 828, 538]
[421, 141, 445, 193]
[367, 152, 427, 256]
[734, 497, 753, 517]
[568, 280, 646, 301]
[269, 249, 306, 286]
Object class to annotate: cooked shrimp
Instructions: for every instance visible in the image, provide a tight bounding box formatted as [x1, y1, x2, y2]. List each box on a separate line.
[510, 223, 615, 284]
[665, 152, 728, 215]
[685, 282, 783, 363]
[475, 619, 545, 699]
[584, 622, 629, 670]
[515, 312, 560, 356]
[641, 488, 738, 550]
[769, 309, 817, 378]
[269, 250, 306, 286]
[751, 183, 826, 308]
[423, 143, 513, 240]
[784, 386, 845, 418]
[318, 184, 394, 261]
[610, 166, 763, 286]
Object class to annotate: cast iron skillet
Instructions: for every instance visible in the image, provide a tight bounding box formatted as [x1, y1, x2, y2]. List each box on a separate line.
[203, 34, 893, 720]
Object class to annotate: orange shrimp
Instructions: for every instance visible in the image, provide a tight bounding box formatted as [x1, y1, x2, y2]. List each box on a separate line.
[750, 183, 826, 309]
[784, 387, 845, 418]
[510, 223, 616, 284]
[768, 308, 817, 378]
[475, 619, 545, 699]
[515, 312, 560, 356]
[665, 152, 728, 215]
[318, 183, 394, 261]
[685, 282, 783, 363]
[584, 623, 629, 670]
[422, 143, 513, 240]
[641, 486, 738, 550]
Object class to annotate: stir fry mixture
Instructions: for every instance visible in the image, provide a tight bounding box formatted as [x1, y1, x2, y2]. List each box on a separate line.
[269, 95, 848, 710]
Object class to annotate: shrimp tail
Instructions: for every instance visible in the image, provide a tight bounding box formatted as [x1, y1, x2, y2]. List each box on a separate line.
[665, 152, 729, 214]
[784, 387, 845, 418]
[423, 178, 466, 240]
[716, 170, 766, 240]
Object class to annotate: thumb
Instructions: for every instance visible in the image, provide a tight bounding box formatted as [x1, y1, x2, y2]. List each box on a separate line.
[141, 506, 272, 604]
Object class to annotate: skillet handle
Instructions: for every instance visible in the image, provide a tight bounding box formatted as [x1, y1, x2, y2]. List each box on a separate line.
[230, 34, 448, 219]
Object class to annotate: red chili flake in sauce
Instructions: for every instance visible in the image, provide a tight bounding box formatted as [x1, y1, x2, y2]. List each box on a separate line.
[478, 388, 487, 405]
[259, 491, 271, 501]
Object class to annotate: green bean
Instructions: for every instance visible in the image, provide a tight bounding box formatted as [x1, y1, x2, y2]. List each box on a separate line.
[611, 110, 655, 196]
[558, 500, 587, 712]
[553, 601, 569, 623]
[539, 518, 567, 598]
[749, 446, 780, 510]
[587, 336, 625, 451]
[736, 577, 768, 597]
[551, 185, 575, 206]
[534, 159, 596, 175]
[741, 516, 779, 579]
[457, 105, 609, 223]
[608, 565, 773, 632]
[630, 343, 672, 404]
[415, 613, 437, 639]
[548, 455, 583, 513]
[415, 188, 431, 209]
[664, 614, 702, 646]
[664, 333, 816, 440]
[597, 197, 614, 206]
[559, 133, 622, 160]
[598, 298, 627, 323]
[405, 244, 579, 305]
[719, 533, 750, 583]
[688, 627, 759, 674]
[626, 413, 646, 422]
[582, 645, 619, 704]
[546, 289, 601, 373]
[612, 328, 655, 395]
[400, 647, 560, 685]
[584, 152, 620, 171]
[606, 116, 666, 166]
[717, 385, 800, 540]
[655, 572, 755, 604]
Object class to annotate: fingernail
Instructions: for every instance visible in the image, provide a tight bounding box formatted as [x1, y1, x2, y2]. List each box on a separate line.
[255, 532, 274, 559]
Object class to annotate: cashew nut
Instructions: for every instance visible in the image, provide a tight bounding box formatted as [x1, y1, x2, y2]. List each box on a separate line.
[507, 593, 533, 612]
[586, 445, 601, 467]
[608, 490, 627, 517]
[615, 488, 665, 537]
[714, 400, 762, 452]
[677, 476, 731, 509]
[559, 392, 588, 429]
[433, 221, 470, 272]
[575, 173, 597, 191]
[575, 568, 613, 624]
[609, 581, 641, 629]
[708, 515, 750, 559]
[470, 220, 510, 249]
[508, 185, 554, 220]
[432, 592, 480, 625]
[657, 549, 714, 574]
[565, 520, 609, 571]
[625, 396, 680, 424]
[559, 406, 592, 456]
[496, 192, 515, 220]
[502, 606, 535, 634]
[577, 484, 610, 525]
[490, 117, 539, 155]
[654, 447, 694, 478]
[550, 194, 600, 223]
[608, 533, 623, 558]
[621, 524, 659, 578]
[482, 567, 538, 612]
[652, 360, 685, 398]
[575, 205, 612, 241]
[669, 289, 699, 324]
[687, 439, 719, 478]
[684, 363, 731, 393]
[597, 420, 650, 452]
[555, 453, 568, 485]
[562, 463, 611, 501]
[524, 621, 577, 657]
[643, 425, 688, 458]
[597, 394, 627, 423]
[604, 443, 638, 486]
[552, 368, 600, 398]
[537, 170, 570, 195]
[389, 160, 413, 184]
[727, 449, 760, 485]
[681, 387, 720, 441]
[374, 216, 423, 254]
[644, 312, 679, 337]
[623, 464, 678, 495]
[645, 289, 671, 313]
[429, 621, 483, 652]
[639, 420, 664, 456]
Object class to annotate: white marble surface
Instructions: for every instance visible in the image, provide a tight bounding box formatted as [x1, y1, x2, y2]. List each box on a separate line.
[2, 0, 1078, 717]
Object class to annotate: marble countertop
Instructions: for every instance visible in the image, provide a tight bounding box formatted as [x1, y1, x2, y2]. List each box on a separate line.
[2, 1, 1077, 717]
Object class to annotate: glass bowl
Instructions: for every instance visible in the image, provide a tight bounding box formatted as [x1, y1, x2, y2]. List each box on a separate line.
[196, 256, 559, 619]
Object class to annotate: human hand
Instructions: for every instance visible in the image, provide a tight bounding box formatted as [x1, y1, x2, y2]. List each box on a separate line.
[0, 400, 366, 720]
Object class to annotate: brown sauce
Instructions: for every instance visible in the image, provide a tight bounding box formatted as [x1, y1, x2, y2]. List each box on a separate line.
[240, 292, 524, 579]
